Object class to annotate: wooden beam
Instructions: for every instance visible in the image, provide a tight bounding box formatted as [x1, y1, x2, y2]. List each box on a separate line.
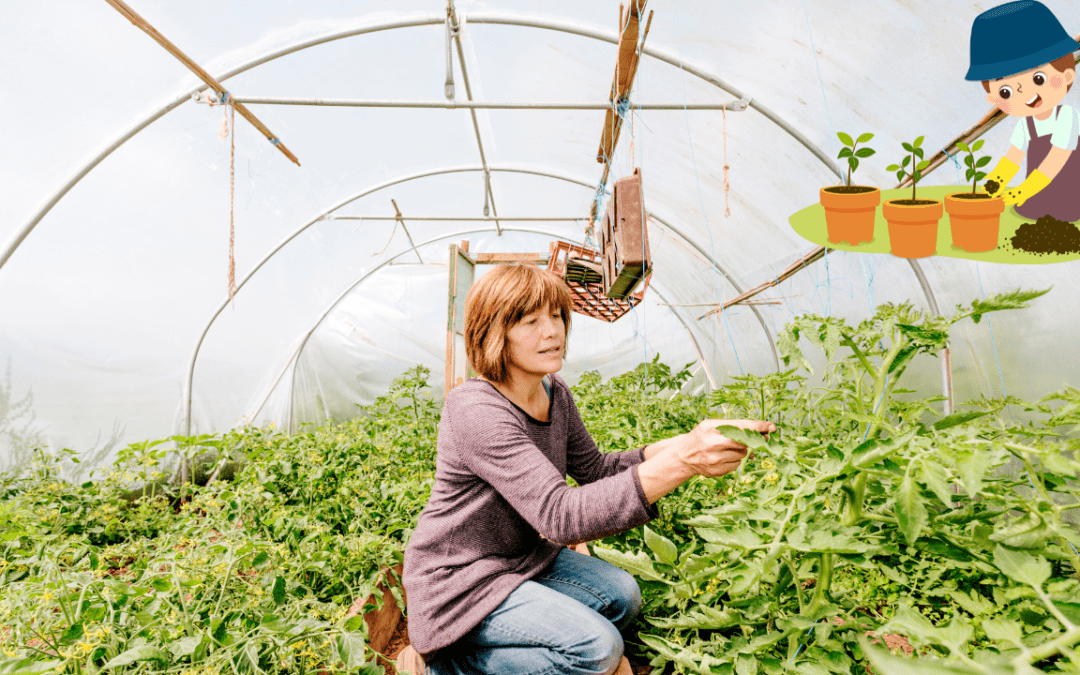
[103, 0, 301, 167]
[596, 2, 652, 166]
[699, 246, 831, 319]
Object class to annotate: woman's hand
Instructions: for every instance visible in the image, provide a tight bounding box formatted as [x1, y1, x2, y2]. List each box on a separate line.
[678, 419, 776, 478]
[637, 419, 777, 504]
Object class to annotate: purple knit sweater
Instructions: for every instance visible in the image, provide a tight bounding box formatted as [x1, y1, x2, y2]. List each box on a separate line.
[402, 374, 658, 657]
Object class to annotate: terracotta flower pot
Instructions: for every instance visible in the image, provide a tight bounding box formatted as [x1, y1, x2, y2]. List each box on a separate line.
[883, 199, 943, 259]
[944, 192, 1005, 252]
[819, 186, 880, 245]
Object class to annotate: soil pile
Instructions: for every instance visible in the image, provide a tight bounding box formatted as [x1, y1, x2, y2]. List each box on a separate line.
[985, 179, 1000, 195]
[1010, 215, 1080, 254]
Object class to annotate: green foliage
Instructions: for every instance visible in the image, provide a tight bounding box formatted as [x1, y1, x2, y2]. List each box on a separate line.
[0, 366, 438, 674]
[955, 139, 992, 195]
[5, 296, 1080, 675]
[887, 135, 932, 201]
[590, 289, 1080, 674]
[836, 132, 876, 186]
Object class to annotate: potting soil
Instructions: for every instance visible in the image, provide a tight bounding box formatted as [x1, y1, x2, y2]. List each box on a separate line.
[1009, 215, 1080, 255]
[985, 179, 1000, 195]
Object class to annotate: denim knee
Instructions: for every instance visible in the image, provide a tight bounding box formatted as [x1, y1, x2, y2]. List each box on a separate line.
[564, 616, 624, 675]
[606, 566, 642, 632]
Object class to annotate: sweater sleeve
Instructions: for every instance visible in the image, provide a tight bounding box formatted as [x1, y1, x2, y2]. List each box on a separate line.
[561, 377, 647, 485]
[449, 396, 658, 545]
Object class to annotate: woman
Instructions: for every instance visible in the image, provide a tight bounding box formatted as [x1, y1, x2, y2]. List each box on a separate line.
[398, 263, 774, 675]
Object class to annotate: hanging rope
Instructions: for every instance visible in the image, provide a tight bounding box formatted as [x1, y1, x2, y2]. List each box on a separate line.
[723, 106, 731, 217]
[226, 94, 237, 300]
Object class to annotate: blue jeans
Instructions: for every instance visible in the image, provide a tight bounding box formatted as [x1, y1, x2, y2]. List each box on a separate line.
[428, 547, 642, 675]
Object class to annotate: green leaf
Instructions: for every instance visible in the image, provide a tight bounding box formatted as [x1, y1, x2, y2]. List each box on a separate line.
[888, 345, 918, 376]
[695, 526, 762, 549]
[59, 622, 84, 645]
[860, 643, 980, 675]
[968, 288, 1050, 323]
[591, 546, 666, 582]
[837, 132, 855, 147]
[902, 142, 914, 152]
[990, 512, 1051, 549]
[895, 472, 928, 545]
[854, 147, 876, 158]
[272, 576, 286, 605]
[886, 164, 900, 172]
[993, 545, 1051, 588]
[714, 425, 769, 450]
[777, 328, 812, 374]
[644, 526, 678, 565]
[975, 171, 987, 181]
[649, 605, 742, 630]
[857, 132, 874, 144]
[0, 659, 64, 675]
[914, 136, 925, 148]
[735, 654, 759, 675]
[339, 632, 368, 669]
[920, 461, 953, 508]
[982, 617, 1024, 646]
[838, 147, 853, 159]
[972, 139, 984, 151]
[151, 578, 171, 593]
[963, 155, 974, 167]
[168, 636, 204, 659]
[895, 170, 906, 182]
[916, 159, 930, 170]
[932, 410, 990, 430]
[853, 428, 919, 468]
[955, 450, 991, 496]
[955, 141, 970, 152]
[848, 157, 860, 173]
[975, 156, 991, 168]
[102, 646, 172, 669]
[252, 551, 270, 568]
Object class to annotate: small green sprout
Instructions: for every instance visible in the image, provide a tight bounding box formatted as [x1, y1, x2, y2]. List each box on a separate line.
[837, 132, 876, 186]
[954, 139, 992, 195]
[886, 136, 932, 201]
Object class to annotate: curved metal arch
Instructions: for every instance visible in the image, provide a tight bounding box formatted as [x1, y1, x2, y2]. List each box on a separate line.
[2, 12, 842, 272]
[181, 163, 781, 433]
[227, 228, 711, 431]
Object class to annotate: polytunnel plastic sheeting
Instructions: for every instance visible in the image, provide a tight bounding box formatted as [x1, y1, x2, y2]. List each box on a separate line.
[2, 1, 1080, 477]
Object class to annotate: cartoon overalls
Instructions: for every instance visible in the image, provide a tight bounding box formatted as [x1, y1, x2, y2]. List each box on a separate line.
[1016, 107, 1080, 222]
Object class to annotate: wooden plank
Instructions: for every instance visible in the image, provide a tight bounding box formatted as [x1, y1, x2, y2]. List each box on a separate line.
[596, 1, 651, 164]
[103, 0, 301, 166]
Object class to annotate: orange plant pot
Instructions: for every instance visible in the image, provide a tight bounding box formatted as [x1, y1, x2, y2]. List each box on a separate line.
[819, 186, 880, 245]
[944, 192, 1005, 252]
[883, 199, 943, 259]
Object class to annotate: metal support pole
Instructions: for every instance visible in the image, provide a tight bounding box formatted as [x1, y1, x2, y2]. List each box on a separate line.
[449, 4, 501, 234]
[227, 97, 750, 110]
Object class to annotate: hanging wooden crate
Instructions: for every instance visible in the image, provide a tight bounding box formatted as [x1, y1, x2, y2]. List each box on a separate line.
[548, 240, 649, 323]
[601, 167, 651, 300]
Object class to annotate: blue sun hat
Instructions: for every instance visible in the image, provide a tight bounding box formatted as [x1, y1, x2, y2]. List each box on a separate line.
[966, 0, 1078, 81]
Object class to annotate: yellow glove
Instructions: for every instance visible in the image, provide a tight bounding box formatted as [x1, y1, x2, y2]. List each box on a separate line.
[982, 156, 1020, 196]
[1001, 169, 1051, 206]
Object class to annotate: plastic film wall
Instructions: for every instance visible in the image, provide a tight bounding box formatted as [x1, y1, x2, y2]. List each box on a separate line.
[2, 0, 1079, 476]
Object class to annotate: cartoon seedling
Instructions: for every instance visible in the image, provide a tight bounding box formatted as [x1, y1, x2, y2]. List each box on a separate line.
[837, 132, 876, 186]
[886, 136, 932, 203]
[955, 139, 992, 196]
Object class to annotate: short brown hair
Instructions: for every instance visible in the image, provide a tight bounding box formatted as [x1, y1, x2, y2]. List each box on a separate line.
[982, 53, 1076, 92]
[464, 264, 573, 383]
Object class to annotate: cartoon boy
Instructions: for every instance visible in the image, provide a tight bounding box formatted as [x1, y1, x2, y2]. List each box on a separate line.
[967, 0, 1080, 222]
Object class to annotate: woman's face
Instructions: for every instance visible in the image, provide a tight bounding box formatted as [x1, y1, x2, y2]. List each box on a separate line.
[504, 303, 565, 380]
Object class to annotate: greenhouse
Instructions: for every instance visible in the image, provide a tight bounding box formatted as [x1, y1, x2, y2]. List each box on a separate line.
[3, 0, 1080, 672]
